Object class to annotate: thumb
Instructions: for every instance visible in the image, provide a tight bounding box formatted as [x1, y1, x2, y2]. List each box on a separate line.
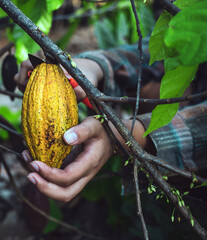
[63, 117, 103, 145]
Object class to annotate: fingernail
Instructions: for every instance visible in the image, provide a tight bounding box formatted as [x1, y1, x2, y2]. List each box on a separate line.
[64, 131, 78, 144]
[30, 162, 39, 172]
[22, 152, 29, 163]
[27, 176, 36, 185]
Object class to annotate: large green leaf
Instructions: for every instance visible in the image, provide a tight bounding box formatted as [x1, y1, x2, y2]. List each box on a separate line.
[149, 11, 175, 65]
[7, 0, 52, 62]
[165, 0, 207, 66]
[143, 65, 198, 136]
[174, 0, 202, 9]
[46, 0, 64, 12]
[160, 65, 198, 98]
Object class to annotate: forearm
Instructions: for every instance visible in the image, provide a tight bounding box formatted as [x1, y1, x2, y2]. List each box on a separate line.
[73, 58, 104, 87]
[109, 119, 153, 155]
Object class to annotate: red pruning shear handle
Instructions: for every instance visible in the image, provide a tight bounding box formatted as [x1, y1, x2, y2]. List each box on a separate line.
[67, 77, 93, 109]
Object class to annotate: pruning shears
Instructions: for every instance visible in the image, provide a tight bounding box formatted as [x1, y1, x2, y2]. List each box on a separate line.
[27, 54, 93, 109]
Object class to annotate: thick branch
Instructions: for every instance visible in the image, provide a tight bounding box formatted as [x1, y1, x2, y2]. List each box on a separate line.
[1, 1, 206, 238]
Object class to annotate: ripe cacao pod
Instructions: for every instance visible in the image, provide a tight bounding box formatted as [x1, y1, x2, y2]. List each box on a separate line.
[21, 63, 78, 168]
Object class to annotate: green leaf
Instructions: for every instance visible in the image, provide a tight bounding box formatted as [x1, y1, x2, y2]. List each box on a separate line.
[116, 11, 129, 45]
[143, 103, 179, 137]
[165, 1, 207, 66]
[46, 0, 64, 12]
[191, 218, 194, 227]
[164, 55, 180, 71]
[174, 0, 202, 9]
[128, 4, 138, 43]
[143, 65, 198, 136]
[56, 19, 80, 50]
[8, 1, 53, 62]
[15, 39, 30, 63]
[149, 11, 175, 65]
[160, 65, 198, 99]
[194, 182, 207, 188]
[0, 10, 8, 17]
[138, 3, 155, 38]
[43, 199, 63, 234]
[94, 18, 116, 49]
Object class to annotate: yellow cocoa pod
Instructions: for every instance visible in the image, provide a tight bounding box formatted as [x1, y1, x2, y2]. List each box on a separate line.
[21, 63, 78, 168]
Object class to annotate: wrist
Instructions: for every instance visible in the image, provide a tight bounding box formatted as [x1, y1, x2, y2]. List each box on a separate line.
[74, 58, 103, 87]
[109, 119, 151, 153]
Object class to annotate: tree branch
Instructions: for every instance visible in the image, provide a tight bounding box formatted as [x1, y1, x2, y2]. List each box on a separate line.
[1, 0, 206, 238]
[99, 90, 207, 105]
[134, 158, 149, 240]
[130, 0, 143, 134]
[0, 152, 107, 240]
[0, 122, 23, 139]
[0, 88, 23, 99]
[156, 0, 180, 16]
[0, 42, 14, 56]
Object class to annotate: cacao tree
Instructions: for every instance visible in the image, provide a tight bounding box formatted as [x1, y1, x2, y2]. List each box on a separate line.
[0, 0, 207, 240]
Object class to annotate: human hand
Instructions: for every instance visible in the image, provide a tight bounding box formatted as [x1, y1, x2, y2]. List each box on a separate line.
[22, 116, 112, 202]
[14, 60, 33, 92]
[14, 58, 103, 102]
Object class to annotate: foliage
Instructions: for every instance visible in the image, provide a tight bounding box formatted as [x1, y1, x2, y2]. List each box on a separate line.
[94, 1, 155, 49]
[0, 0, 64, 63]
[0, 106, 21, 139]
[1, 0, 207, 238]
[145, 0, 207, 135]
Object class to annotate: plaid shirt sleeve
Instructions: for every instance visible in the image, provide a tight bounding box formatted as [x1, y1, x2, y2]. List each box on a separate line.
[76, 41, 207, 175]
[138, 101, 207, 174]
[75, 38, 164, 96]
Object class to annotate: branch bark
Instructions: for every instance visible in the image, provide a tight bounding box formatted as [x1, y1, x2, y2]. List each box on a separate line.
[157, 0, 180, 16]
[0, 0, 207, 239]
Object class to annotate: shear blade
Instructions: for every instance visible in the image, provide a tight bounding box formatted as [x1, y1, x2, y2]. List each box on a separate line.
[28, 54, 44, 68]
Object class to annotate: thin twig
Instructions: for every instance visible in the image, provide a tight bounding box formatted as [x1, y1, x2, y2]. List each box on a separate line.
[130, 0, 143, 134]
[0, 144, 29, 171]
[1, 1, 206, 238]
[53, 2, 117, 21]
[90, 98, 130, 156]
[0, 42, 14, 57]
[1, 87, 207, 106]
[0, 122, 23, 139]
[134, 158, 149, 240]
[0, 144, 22, 158]
[0, 154, 107, 240]
[0, 88, 23, 99]
[99, 91, 207, 105]
[157, 0, 180, 16]
[130, 1, 149, 238]
[98, 103, 207, 239]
